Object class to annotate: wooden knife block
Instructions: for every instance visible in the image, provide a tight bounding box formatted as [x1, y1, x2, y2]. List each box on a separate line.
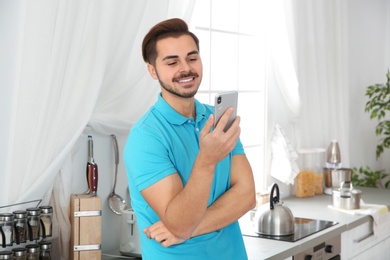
[70, 194, 102, 260]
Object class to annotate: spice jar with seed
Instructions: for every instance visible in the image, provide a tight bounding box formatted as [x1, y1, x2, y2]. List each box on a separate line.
[12, 247, 27, 260]
[26, 208, 40, 241]
[39, 206, 53, 238]
[26, 244, 40, 260]
[13, 210, 27, 244]
[0, 213, 14, 247]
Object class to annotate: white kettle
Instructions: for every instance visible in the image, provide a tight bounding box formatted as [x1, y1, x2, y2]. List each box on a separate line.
[119, 208, 142, 257]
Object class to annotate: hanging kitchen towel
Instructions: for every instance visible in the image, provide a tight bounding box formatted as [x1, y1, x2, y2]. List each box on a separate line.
[270, 124, 299, 185]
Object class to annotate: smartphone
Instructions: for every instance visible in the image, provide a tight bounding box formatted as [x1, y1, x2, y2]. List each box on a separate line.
[214, 91, 238, 132]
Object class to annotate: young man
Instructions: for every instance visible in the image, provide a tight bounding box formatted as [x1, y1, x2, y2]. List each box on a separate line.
[123, 18, 256, 260]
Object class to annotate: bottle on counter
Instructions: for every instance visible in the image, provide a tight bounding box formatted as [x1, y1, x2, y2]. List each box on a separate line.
[324, 140, 342, 195]
[13, 210, 27, 244]
[39, 206, 53, 238]
[26, 208, 40, 241]
[0, 213, 14, 247]
[12, 247, 27, 260]
[326, 140, 342, 168]
[26, 244, 40, 260]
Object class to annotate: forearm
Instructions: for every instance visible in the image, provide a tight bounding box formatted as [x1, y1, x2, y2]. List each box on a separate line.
[191, 182, 255, 237]
[161, 155, 215, 239]
[192, 154, 256, 237]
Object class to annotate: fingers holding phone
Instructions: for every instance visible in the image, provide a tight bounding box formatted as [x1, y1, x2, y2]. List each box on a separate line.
[198, 92, 240, 164]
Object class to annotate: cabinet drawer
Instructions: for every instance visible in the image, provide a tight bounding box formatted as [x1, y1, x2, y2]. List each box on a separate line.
[341, 218, 376, 259]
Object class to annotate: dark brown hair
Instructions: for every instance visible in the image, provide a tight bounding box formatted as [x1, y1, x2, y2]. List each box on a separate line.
[142, 18, 200, 66]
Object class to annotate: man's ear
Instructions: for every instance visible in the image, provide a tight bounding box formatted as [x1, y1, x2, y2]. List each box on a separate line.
[147, 64, 158, 80]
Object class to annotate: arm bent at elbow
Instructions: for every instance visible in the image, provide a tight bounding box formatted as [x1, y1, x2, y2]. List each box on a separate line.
[191, 154, 256, 237]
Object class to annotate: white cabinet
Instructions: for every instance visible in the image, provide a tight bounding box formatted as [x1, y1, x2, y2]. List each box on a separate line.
[341, 214, 390, 259]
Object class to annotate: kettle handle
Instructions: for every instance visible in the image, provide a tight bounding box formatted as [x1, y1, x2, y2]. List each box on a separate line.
[269, 183, 280, 210]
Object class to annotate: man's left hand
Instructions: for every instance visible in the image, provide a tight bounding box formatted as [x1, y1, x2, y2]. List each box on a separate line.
[143, 221, 186, 247]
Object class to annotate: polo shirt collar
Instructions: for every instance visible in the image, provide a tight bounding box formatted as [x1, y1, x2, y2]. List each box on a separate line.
[155, 93, 207, 125]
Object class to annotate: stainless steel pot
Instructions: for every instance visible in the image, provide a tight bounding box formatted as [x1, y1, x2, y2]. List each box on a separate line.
[332, 181, 362, 210]
[254, 183, 294, 236]
[331, 168, 352, 188]
[324, 167, 352, 188]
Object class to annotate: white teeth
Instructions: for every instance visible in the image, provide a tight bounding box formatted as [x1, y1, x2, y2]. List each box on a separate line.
[178, 78, 193, 83]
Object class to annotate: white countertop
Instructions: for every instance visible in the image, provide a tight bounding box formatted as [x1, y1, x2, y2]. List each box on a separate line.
[242, 187, 390, 260]
[102, 187, 390, 260]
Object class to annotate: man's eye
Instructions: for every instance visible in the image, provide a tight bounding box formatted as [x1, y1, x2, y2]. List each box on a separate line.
[168, 62, 177, 66]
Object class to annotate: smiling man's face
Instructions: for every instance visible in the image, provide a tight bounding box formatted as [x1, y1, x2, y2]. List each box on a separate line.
[148, 34, 203, 99]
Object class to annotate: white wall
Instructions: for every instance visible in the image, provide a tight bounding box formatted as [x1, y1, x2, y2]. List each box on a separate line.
[347, 0, 390, 171]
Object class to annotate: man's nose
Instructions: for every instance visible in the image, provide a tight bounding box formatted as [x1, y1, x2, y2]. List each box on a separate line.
[179, 61, 191, 73]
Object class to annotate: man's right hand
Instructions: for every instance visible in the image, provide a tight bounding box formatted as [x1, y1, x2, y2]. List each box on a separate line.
[199, 107, 241, 166]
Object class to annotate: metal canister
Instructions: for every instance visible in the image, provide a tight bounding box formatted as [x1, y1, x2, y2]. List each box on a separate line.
[331, 168, 352, 189]
[0, 213, 14, 247]
[13, 210, 27, 244]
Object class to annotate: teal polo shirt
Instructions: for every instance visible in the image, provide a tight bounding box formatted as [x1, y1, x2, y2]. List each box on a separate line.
[124, 93, 248, 260]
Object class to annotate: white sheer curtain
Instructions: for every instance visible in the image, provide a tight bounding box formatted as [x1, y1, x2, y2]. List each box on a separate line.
[289, 0, 350, 165]
[0, 0, 194, 258]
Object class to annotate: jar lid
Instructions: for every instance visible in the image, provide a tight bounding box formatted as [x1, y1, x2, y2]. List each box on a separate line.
[26, 207, 41, 216]
[26, 243, 40, 253]
[39, 206, 53, 214]
[12, 247, 26, 256]
[0, 213, 13, 222]
[0, 251, 12, 260]
[297, 148, 326, 154]
[13, 210, 27, 219]
[38, 240, 52, 250]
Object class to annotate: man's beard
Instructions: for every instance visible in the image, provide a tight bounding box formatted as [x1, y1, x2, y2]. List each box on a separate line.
[157, 71, 200, 98]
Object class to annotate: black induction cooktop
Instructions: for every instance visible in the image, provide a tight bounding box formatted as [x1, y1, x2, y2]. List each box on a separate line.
[242, 217, 338, 242]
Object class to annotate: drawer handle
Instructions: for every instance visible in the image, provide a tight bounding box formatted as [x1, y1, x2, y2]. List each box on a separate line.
[353, 231, 374, 243]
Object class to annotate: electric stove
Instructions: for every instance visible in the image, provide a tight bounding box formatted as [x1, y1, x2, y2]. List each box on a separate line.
[242, 217, 338, 242]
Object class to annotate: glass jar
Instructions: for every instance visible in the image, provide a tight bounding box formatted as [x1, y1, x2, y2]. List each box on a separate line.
[295, 148, 325, 197]
[26, 208, 40, 241]
[39, 206, 53, 238]
[0, 213, 14, 247]
[12, 247, 27, 260]
[26, 244, 40, 260]
[38, 240, 51, 260]
[13, 210, 27, 244]
[0, 251, 12, 259]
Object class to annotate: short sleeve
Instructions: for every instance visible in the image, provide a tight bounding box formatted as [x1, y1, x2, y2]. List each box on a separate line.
[124, 126, 176, 191]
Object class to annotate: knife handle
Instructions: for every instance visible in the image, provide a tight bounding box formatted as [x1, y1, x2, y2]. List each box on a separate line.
[90, 163, 98, 195]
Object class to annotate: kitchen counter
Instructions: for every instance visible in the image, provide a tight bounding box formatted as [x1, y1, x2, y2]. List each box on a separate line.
[242, 187, 390, 260]
[102, 187, 390, 260]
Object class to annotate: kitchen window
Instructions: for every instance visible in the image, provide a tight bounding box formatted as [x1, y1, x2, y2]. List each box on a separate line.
[190, 0, 267, 190]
